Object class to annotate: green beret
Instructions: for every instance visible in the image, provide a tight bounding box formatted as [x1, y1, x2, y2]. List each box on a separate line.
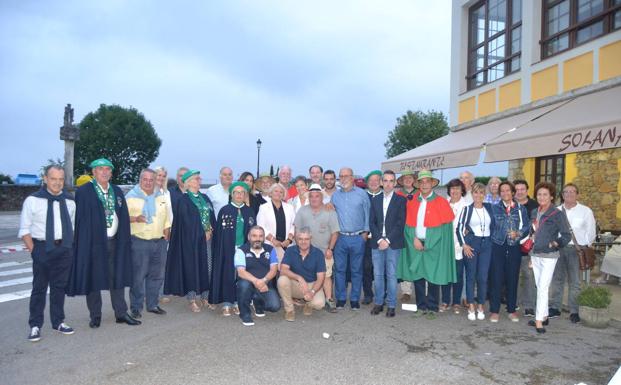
[229, 181, 250, 194]
[89, 158, 114, 170]
[365, 170, 382, 183]
[181, 169, 200, 183]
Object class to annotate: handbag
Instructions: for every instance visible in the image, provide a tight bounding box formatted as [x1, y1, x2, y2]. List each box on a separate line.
[561, 207, 595, 270]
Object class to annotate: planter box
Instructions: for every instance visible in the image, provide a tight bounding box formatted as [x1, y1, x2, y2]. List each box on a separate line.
[579, 305, 610, 328]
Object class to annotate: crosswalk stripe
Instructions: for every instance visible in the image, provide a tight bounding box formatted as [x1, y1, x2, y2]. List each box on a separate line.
[0, 289, 42, 304]
[0, 268, 32, 277]
[0, 276, 32, 288]
[0, 261, 32, 269]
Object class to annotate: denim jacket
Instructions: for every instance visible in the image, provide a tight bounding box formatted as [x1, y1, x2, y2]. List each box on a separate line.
[530, 206, 571, 254]
[490, 200, 529, 246]
[455, 203, 495, 247]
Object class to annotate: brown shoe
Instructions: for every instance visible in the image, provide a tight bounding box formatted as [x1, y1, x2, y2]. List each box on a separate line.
[233, 305, 240, 315]
[189, 300, 201, 313]
[303, 303, 313, 316]
[159, 296, 171, 304]
[285, 310, 295, 322]
[401, 293, 411, 302]
[222, 306, 232, 317]
[201, 299, 215, 310]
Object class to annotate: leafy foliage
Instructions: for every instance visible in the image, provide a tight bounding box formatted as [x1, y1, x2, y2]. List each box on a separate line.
[384, 110, 449, 158]
[74, 104, 161, 184]
[577, 286, 612, 309]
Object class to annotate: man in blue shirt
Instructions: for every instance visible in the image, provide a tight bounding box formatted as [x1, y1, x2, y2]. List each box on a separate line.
[330, 167, 370, 310]
[277, 227, 326, 322]
[234, 226, 280, 326]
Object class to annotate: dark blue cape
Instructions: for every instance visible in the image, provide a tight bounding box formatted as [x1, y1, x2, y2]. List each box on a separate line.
[164, 192, 214, 296]
[66, 182, 132, 295]
[169, 185, 184, 214]
[209, 203, 255, 304]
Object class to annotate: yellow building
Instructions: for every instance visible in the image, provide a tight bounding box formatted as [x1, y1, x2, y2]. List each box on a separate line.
[383, 0, 621, 231]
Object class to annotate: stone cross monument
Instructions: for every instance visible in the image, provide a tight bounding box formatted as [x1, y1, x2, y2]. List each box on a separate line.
[59, 104, 80, 190]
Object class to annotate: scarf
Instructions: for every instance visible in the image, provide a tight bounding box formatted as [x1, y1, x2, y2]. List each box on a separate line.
[187, 191, 211, 232]
[92, 179, 116, 228]
[126, 184, 162, 224]
[31, 187, 74, 252]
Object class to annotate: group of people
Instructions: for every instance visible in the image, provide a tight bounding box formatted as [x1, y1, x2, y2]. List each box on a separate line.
[19, 159, 596, 341]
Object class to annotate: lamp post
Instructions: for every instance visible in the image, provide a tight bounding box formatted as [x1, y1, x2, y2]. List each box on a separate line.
[256, 138, 262, 178]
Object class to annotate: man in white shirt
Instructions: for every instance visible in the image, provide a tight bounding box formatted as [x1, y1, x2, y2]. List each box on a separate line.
[549, 183, 596, 323]
[207, 166, 233, 218]
[19, 165, 76, 342]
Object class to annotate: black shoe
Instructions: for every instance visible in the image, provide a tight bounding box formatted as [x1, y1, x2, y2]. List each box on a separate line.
[524, 308, 535, 317]
[370, 305, 383, 315]
[350, 301, 360, 311]
[336, 300, 346, 310]
[536, 327, 546, 334]
[528, 319, 549, 327]
[548, 308, 561, 319]
[28, 326, 41, 342]
[116, 314, 142, 326]
[362, 297, 373, 305]
[386, 308, 396, 317]
[89, 317, 101, 328]
[130, 309, 142, 319]
[147, 306, 166, 315]
[570, 313, 581, 324]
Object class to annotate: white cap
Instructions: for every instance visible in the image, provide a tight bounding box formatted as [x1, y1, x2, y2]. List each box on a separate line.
[308, 183, 322, 192]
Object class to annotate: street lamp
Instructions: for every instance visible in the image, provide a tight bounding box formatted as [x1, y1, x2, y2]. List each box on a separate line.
[256, 138, 262, 178]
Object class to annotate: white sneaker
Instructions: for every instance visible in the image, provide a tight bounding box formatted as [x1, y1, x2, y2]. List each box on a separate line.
[477, 310, 485, 320]
[467, 310, 476, 321]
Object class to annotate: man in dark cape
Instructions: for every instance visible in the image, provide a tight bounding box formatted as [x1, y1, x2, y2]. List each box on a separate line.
[209, 182, 255, 313]
[164, 188, 215, 299]
[66, 158, 139, 327]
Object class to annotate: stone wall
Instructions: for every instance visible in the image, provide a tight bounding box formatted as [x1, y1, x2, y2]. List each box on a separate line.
[508, 159, 525, 181]
[572, 148, 620, 231]
[0, 185, 41, 211]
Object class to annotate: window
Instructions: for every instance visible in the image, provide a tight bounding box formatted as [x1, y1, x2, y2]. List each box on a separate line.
[467, 0, 522, 90]
[535, 154, 565, 203]
[542, 0, 621, 58]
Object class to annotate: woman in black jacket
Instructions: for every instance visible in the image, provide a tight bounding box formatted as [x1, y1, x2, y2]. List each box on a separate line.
[528, 181, 571, 333]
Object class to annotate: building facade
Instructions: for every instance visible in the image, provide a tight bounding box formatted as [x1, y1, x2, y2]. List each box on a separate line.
[449, 0, 621, 231]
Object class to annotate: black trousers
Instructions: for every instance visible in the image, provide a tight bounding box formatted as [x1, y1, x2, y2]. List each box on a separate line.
[86, 239, 128, 319]
[363, 241, 374, 300]
[29, 241, 72, 328]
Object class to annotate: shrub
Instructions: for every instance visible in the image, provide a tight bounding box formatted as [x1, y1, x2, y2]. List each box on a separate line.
[577, 286, 612, 309]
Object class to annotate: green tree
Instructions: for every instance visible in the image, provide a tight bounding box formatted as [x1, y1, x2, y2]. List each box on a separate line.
[0, 173, 13, 184]
[74, 104, 161, 184]
[384, 110, 449, 158]
[39, 158, 65, 177]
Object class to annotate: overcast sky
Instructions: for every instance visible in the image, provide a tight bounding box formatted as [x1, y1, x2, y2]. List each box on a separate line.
[0, 0, 507, 184]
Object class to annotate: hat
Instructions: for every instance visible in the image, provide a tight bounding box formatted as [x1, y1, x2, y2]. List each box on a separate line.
[308, 183, 322, 192]
[397, 170, 416, 187]
[255, 173, 275, 192]
[364, 170, 382, 183]
[89, 158, 114, 170]
[75, 174, 92, 187]
[181, 169, 200, 183]
[229, 181, 250, 194]
[413, 169, 440, 189]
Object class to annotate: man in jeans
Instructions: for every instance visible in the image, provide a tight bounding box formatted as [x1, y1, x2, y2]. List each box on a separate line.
[277, 228, 326, 321]
[235, 226, 280, 326]
[514, 179, 538, 317]
[126, 168, 171, 318]
[369, 170, 406, 317]
[549, 183, 596, 323]
[331, 167, 370, 310]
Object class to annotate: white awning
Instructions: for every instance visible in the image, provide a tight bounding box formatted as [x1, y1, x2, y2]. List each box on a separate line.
[485, 86, 621, 162]
[381, 103, 562, 172]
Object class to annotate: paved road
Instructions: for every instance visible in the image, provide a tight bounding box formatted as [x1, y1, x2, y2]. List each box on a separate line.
[1, 213, 620, 384]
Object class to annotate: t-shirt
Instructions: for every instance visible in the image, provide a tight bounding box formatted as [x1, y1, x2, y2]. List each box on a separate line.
[281, 245, 326, 282]
[234, 245, 278, 278]
[293, 205, 340, 253]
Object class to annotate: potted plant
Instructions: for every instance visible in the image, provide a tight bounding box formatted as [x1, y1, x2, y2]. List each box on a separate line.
[577, 286, 612, 328]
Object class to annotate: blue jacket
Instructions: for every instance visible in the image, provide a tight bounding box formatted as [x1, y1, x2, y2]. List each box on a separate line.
[455, 203, 494, 247]
[369, 192, 406, 249]
[490, 200, 529, 246]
